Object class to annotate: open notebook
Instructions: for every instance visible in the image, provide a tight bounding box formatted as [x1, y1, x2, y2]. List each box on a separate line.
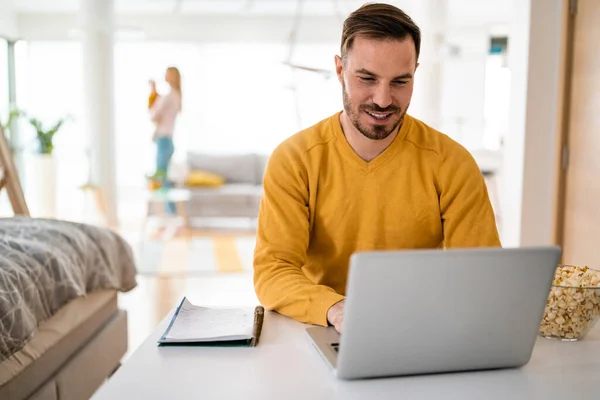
[158, 297, 265, 347]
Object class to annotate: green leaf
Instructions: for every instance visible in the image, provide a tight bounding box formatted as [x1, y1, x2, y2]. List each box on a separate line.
[21, 114, 70, 154]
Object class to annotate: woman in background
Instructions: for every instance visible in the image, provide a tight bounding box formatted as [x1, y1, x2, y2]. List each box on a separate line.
[148, 66, 183, 213]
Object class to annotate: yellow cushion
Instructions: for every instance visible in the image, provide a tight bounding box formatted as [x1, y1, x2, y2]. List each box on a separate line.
[185, 170, 225, 187]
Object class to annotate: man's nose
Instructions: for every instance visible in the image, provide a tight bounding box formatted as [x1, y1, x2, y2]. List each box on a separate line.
[372, 85, 392, 109]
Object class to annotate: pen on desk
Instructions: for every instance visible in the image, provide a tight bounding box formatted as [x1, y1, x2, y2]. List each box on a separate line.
[252, 305, 265, 347]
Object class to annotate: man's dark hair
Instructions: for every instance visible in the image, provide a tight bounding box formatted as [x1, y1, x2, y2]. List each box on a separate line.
[341, 3, 421, 61]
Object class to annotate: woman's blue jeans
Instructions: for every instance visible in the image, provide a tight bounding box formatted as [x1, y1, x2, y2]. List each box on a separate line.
[155, 137, 176, 215]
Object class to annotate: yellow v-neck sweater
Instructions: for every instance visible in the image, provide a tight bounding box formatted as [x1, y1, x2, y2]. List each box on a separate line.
[253, 112, 501, 326]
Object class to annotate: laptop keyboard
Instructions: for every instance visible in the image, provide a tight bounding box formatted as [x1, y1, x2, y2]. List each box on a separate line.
[330, 342, 340, 353]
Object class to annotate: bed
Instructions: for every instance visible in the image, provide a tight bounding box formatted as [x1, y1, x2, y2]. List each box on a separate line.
[0, 217, 137, 400]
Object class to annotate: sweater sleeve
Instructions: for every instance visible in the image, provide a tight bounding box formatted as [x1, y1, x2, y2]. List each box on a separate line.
[253, 142, 345, 326]
[438, 140, 502, 248]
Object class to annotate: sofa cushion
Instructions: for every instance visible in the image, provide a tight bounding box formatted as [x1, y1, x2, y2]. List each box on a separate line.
[187, 153, 259, 184]
[185, 170, 225, 187]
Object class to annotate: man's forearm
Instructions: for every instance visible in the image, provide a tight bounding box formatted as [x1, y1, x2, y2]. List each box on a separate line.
[254, 262, 345, 326]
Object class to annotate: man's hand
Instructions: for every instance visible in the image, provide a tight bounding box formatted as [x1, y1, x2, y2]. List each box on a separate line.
[327, 300, 345, 333]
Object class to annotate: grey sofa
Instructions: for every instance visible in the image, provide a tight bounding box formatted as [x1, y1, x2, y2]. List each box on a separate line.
[180, 152, 268, 223]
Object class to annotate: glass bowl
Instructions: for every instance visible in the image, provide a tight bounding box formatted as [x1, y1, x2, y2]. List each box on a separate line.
[539, 265, 600, 341]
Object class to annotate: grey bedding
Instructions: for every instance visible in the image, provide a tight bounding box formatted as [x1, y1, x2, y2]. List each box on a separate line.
[0, 217, 137, 361]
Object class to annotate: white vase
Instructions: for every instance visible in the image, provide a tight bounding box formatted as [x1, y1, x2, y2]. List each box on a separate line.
[26, 154, 56, 219]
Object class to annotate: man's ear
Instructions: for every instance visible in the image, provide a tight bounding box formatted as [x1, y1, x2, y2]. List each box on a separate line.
[334, 55, 344, 85]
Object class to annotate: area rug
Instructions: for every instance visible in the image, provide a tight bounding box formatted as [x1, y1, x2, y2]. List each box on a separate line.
[135, 235, 256, 275]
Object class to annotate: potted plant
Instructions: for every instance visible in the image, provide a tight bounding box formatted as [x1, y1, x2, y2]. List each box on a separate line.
[24, 115, 70, 218]
[29, 117, 68, 155]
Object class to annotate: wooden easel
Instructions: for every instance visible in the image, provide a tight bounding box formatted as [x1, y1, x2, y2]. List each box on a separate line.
[0, 125, 30, 216]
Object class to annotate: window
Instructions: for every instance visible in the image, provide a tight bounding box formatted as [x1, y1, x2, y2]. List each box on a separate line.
[15, 40, 344, 194]
[14, 41, 86, 218]
[12, 40, 345, 219]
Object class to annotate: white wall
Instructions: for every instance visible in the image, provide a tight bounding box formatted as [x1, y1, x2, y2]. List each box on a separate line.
[0, 0, 18, 39]
[501, 0, 530, 247]
[438, 30, 489, 149]
[437, 0, 515, 150]
[446, 0, 516, 26]
[502, 0, 565, 247]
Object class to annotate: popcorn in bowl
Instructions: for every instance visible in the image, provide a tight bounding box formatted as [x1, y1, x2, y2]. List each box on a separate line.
[539, 265, 600, 341]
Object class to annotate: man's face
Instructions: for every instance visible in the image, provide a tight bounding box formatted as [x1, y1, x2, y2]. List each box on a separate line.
[335, 35, 418, 140]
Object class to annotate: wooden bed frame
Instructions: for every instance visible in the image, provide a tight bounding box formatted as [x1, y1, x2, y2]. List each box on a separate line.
[0, 293, 128, 400]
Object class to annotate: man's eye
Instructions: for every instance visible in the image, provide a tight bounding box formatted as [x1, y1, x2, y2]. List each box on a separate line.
[359, 76, 375, 82]
[393, 81, 408, 86]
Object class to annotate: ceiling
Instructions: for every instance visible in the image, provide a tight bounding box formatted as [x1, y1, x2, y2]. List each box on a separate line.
[10, 0, 375, 15]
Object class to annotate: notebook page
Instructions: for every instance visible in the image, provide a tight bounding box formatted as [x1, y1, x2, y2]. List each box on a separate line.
[164, 298, 255, 342]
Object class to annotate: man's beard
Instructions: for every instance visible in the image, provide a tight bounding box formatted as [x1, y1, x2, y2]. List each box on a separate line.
[342, 84, 405, 141]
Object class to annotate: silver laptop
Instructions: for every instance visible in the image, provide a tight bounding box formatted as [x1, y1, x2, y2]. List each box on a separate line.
[307, 246, 561, 380]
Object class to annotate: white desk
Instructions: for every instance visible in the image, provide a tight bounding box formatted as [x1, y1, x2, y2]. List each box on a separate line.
[94, 311, 600, 400]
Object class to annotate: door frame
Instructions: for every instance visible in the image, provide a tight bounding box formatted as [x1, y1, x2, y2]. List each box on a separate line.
[554, 0, 578, 250]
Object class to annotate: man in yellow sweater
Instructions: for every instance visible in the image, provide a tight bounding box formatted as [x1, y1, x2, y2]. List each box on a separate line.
[254, 3, 501, 333]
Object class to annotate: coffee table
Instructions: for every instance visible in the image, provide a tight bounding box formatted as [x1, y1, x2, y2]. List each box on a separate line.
[142, 188, 192, 240]
[93, 309, 600, 399]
